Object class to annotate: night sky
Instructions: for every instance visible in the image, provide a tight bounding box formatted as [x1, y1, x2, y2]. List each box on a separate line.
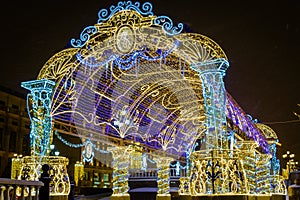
[1, 0, 299, 167]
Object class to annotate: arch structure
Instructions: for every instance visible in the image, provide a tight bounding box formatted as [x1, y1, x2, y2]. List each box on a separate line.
[19, 1, 285, 198]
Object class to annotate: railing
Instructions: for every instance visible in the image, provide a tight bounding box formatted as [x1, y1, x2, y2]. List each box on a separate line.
[0, 178, 44, 200]
[129, 168, 187, 179]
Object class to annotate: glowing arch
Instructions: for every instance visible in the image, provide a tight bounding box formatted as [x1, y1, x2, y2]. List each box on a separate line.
[35, 1, 268, 156]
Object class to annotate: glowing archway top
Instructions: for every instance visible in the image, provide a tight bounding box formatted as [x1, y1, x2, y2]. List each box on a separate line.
[35, 1, 268, 155]
[69, 1, 227, 60]
[38, 1, 227, 80]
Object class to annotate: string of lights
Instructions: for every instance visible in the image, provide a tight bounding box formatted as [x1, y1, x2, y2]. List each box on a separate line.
[54, 131, 109, 154]
[20, 0, 286, 198]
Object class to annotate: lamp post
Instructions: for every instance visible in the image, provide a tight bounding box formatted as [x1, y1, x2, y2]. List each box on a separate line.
[11, 154, 23, 179]
[283, 151, 296, 175]
[288, 160, 298, 172]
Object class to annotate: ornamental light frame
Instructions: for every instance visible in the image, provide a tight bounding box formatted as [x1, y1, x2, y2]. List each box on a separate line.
[18, 0, 285, 198]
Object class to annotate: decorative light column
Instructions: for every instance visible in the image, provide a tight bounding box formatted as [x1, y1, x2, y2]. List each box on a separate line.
[190, 58, 229, 152]
[109, 145, 133, 200]
[153, 156, 173, 200]
[21, 79, 55, 156]
[19, 79, 71, 197]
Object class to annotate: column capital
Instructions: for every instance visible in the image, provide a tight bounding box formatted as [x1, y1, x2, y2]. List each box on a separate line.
[21, 79, 55, 92]
[190, 58, 229, 76]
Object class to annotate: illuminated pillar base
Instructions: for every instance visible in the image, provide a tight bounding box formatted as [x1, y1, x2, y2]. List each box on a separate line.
[188, 150, 248, 195]
[110, 193, 130, 200]
[179, 177, 191, 195]
[16, 156, 70, 197]
[108, 146, 133, 197]
[153, 156, 173, 198]
[156, 194, 171, 200]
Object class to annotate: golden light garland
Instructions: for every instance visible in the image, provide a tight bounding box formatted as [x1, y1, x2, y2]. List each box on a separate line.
[17, 1, 285, 198]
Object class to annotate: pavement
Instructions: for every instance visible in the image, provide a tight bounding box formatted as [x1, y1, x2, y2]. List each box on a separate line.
[75, 188, 290, 200]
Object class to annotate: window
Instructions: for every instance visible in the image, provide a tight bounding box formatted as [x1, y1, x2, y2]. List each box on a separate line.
[25, 123, 30, 129]
[0, 128, 3, 150]
[22, 133, 30, 155]
[0, 101, 5, 111]
[12, 120, 18, 126]
[103, 173, 109, 182]
[12, 104, 19, 109]
[9, 131, 17, 152]
[11, 104, 19, 114]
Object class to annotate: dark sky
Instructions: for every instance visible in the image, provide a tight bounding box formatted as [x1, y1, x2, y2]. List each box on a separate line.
[1, 0, 299, 166]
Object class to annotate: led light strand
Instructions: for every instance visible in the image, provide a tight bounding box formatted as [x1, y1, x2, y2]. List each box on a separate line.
[55, 131, 109, 154]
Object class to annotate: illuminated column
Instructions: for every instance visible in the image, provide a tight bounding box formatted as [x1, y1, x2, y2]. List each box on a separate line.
[74, 162, 84, 186]
[153, 156, 173, 200]
[190, 58, 229, 152]
[21, 79, 55, 156]
[109, 146, 133, 200]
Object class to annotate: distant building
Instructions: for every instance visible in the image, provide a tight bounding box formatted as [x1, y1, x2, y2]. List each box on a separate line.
[0, 85, 30, 177]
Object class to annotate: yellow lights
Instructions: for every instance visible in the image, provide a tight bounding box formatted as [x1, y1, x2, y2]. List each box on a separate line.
[282, 150, 298, 175]
[109, 146, 133, 197]
[182, 150, 249, 195]
[74, 162, 84, 186]
[16, 156, 70, 196]
[21, 3, 285, 199]
[130, 151, 143, 169]
[282, 154, 287, 159]
[153, 156, 173, 199]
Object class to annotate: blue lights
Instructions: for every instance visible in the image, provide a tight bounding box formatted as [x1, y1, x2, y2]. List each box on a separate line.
[75, 52, 116, 68]
[153, 16, 184, 36]
[70, 26, 97, 48]
[55, 130, 108, 155]
[113, 41, 179, 70]
[76, 41, 179, 71]
[226, 94, 270, 154]
[21, 79, 55, 157]
[70, 1, 183, 48]
[97, 1, 153, 23]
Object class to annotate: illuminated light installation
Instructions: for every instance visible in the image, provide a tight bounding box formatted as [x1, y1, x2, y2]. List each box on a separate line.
[21, 79, 55, 157]
[16, 79, 70, 197]
[109, 146, 134, 198]
[82, 140, 95, 162]
[255, 123, 286, 194]
[226, 94, 270, 153]
[11, 156, 22, 179]
[187, 58, 250, 194]
[153, 156, 174, 199]
[18, 0, 285, 199]
[74, 162, 84, 186]
[190, 58, 229, 151]
[18, 156, 70, 195]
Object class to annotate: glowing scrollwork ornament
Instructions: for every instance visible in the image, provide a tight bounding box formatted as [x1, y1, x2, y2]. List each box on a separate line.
[82, 140, 94, 163]
[70, 26, 97, 48]
[153, 16, 183, 36]
[116, 26, 135, 53]
[97, 1, 153, 23]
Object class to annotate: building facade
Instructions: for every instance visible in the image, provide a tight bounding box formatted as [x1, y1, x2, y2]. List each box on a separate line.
[0, 86, 31, 177]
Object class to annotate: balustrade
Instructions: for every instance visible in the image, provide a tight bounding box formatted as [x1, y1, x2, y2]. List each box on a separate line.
[0, 178, 43, 200]
[129, 167, 186, 179]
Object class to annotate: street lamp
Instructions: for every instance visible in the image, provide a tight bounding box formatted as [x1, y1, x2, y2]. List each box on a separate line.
[283, 151, 296, 174]
[54, 150, 60, 156]
[49, 144, 60, 156]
